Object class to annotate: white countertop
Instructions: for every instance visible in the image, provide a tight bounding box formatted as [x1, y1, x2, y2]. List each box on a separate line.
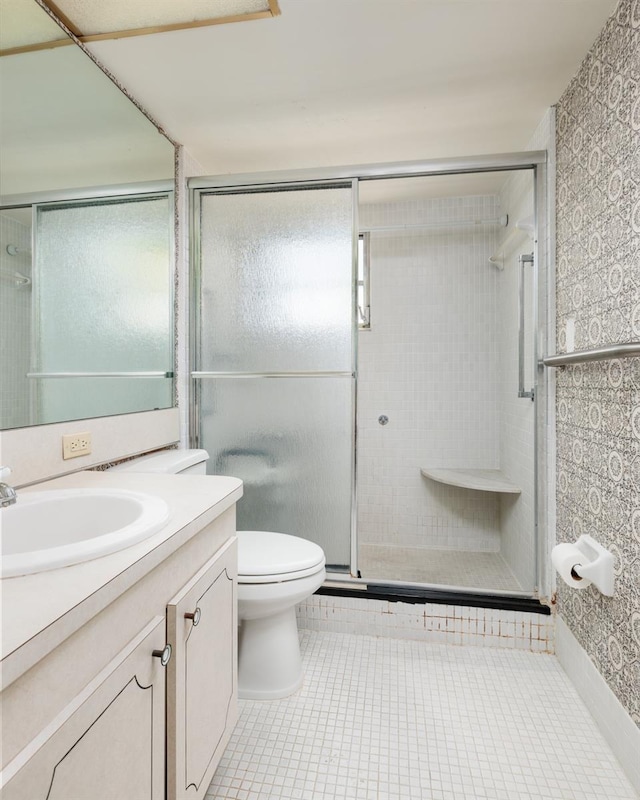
[1, 470, 243, 687]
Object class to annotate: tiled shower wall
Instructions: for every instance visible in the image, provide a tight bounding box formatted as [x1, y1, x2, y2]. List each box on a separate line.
[555, 0, 640, 725]
[0, 213, 32, 429]
[357, 196, 501, 555]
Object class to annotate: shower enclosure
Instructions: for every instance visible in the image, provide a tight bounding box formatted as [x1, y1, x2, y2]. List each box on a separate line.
[190, 152, 550, 600]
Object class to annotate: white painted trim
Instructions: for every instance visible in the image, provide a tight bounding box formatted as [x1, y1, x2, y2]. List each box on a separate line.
[555, 617, 640, 795]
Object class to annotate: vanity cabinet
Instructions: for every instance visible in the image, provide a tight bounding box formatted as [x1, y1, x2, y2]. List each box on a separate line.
[2, 617, 167, 800]
[1, 512, 240, 800]
[167, 537, 237, 800]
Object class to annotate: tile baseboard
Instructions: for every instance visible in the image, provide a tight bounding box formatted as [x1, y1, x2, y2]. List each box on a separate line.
[555, 617, 640, 795]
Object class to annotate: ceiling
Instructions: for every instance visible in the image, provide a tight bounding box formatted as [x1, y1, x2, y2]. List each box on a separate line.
[0, 0, 67, 50]
[0, 0, 280, 54]
[82, 0, 617, 179]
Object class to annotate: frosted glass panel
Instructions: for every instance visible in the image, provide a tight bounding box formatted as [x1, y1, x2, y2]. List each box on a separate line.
[34, 378, 173, 426]
[199, 187, 353, 372]
[200, 378, 353, 567]
[34, 196, 173, 422]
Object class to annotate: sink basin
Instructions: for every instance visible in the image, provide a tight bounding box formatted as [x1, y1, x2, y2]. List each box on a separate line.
[1, 489, 170, 578]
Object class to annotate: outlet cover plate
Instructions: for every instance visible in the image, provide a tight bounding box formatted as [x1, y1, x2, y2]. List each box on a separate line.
[62, 432, 92, 460]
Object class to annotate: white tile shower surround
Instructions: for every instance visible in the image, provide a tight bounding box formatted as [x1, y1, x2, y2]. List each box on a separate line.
[357, 194, 503, 558]
[358, 545, 522, 592]
[206, 630, 637, 800]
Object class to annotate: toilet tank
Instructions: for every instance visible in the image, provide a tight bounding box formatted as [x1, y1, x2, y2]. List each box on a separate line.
[109, 449, 210, 475]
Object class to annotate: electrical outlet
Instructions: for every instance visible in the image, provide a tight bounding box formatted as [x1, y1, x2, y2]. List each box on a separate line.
[62, 432, 92, 460]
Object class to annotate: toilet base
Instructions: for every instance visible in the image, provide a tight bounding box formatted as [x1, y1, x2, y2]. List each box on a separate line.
[238, 607, 303, 700]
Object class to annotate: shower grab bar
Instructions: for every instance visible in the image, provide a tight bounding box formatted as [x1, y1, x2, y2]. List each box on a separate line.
[192, 371, 355, 379]
[27, 371, 174, 378]
[518, 253, 535, 400]
[541, 342, 640, 367]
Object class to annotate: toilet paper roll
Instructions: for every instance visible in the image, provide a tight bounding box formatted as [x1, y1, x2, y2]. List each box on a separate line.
[551, 543, 592, 589]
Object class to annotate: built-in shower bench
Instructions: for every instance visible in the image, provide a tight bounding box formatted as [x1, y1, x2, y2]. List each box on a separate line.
[420, 467, 521, 494]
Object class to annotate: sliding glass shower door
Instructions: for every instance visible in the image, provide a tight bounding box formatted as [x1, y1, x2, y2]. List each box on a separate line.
[193, 185, 355, 569]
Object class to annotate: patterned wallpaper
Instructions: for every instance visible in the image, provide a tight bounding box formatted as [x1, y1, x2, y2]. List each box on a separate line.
[555, 0, 640, 725]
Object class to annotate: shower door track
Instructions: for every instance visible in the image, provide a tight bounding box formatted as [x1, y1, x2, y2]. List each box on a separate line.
[189, 152, 546, 191]
[317, 581, 552, 616]
[189, 149, 551, 604]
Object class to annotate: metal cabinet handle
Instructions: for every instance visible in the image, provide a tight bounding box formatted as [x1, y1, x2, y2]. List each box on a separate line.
[518, 252, 535, 400]
[152, 644, 172, 667]
[184, 607, 201, 626]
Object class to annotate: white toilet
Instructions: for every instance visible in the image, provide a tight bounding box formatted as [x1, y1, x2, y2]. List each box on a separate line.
[111, 449, 326, 700]
[236, 530, 325, 700]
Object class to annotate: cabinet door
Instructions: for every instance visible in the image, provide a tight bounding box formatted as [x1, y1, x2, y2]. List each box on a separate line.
[167, 537, 237, 800]
[2, 616, 167, 800]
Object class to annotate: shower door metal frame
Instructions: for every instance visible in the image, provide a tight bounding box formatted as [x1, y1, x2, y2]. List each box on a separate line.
[190, 180, 359, 572]
[189, 150, 551, 601]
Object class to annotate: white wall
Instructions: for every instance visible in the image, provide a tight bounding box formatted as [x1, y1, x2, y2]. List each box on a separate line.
[0, 408, 179, 487]
[357, 195, 502, 554]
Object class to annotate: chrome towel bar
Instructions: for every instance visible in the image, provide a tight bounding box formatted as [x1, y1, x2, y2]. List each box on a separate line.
[541, 341, 640, 367]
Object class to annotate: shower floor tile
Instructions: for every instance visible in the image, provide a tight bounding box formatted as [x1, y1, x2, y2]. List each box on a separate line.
[358, 544, 523, 592]
[206, 630, 636, 800]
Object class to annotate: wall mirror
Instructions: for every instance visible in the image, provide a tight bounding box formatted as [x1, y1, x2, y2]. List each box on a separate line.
[0, 0, 176, 430]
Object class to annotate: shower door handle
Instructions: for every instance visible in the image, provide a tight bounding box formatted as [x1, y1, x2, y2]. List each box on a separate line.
[518, 253, 535, 400]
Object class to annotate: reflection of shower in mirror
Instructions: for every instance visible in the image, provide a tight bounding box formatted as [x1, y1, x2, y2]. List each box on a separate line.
[2, 244, 32, 286]
[6, 244, 32, 257]
[0, 268, 31, 287]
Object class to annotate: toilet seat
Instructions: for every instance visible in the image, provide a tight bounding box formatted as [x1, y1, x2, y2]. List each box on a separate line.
[237, 530, 325, 584]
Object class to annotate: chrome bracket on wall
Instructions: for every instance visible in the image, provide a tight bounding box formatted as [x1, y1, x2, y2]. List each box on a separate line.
[518, 252, 535, 400]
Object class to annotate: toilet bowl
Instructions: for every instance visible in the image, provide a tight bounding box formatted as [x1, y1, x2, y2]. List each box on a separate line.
[110, 450, 326, 701]
[237, 531, 326, 700]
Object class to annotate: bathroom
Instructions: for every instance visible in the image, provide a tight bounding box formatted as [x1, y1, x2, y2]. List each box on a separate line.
[0, 0, 638, 798]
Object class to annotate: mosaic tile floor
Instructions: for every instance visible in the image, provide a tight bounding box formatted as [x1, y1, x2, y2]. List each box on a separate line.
[359, 545, 523, 592]
[206, 630, 637, 800]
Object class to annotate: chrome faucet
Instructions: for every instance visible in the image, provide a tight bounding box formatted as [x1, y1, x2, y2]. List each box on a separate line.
[0, 466, 17, 507]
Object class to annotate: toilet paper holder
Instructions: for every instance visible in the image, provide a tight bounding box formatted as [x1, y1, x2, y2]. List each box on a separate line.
[566, 534, 615, 596]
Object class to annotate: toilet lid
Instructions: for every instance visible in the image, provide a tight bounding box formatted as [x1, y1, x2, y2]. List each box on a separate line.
[236, 531, 325, 579]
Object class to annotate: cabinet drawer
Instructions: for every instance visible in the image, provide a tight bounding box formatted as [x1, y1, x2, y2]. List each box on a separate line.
[1, 616, 167, 800]
[167, 537, 237, 800]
